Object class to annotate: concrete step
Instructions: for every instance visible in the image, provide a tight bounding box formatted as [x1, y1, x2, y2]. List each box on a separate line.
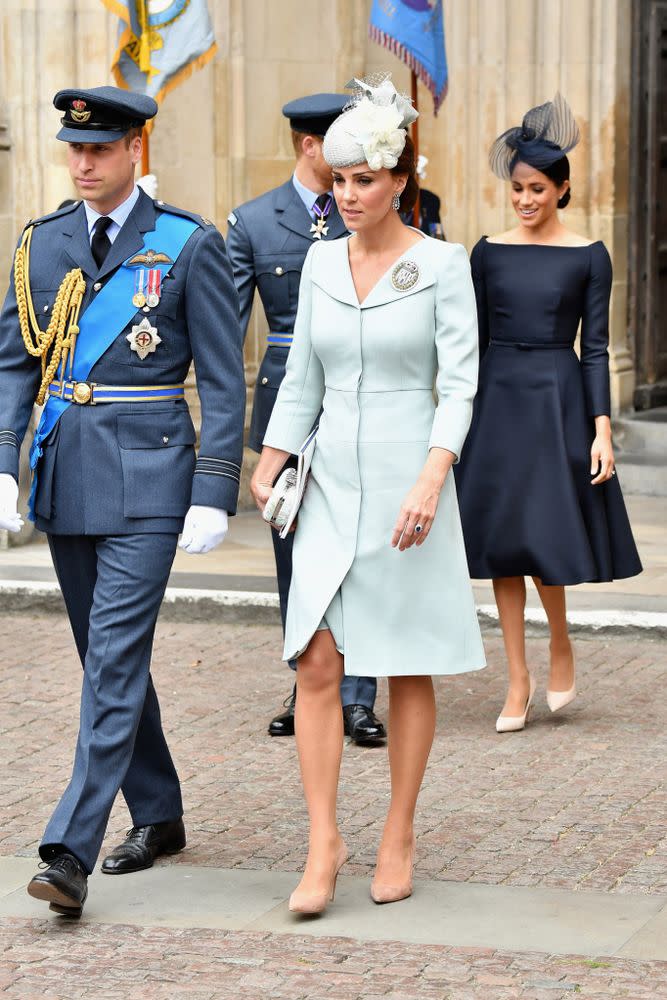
[613, 408, 667, 495]
[614, 407, 667, 453]
[616, 452, 667, 496]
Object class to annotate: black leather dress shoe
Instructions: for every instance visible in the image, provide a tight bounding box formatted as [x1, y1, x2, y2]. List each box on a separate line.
[343, 705, 387, 746]
[27, 853, 88, 916]
[268, 688, 296, 736]
[101, 818, 186, 874]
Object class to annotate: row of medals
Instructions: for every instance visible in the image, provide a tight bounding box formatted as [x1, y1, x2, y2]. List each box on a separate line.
[133, 267, 162, 310]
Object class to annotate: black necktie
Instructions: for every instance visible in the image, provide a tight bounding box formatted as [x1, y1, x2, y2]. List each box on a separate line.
[91, 216, 112, 269]
[314, 193, 331, 220]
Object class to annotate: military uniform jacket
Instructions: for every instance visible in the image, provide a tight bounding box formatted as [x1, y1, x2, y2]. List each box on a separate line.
[226, 178, 348, 452]
[0, 190, 245, 534]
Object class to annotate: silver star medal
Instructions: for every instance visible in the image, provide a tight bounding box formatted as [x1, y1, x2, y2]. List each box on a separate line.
[127, 316, 161, 360]
[310, 217, 329, 240]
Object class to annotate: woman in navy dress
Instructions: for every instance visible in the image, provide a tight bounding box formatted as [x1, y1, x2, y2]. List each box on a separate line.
[455, 94, 642, 733]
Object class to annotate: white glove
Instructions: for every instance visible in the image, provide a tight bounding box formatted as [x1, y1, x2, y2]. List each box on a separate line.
[178, 505, 228, 554]
[0, 473, 23, 533]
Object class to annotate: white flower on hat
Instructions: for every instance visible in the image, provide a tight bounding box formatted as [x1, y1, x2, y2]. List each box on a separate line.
[347, 97, 405, 170]
[323, 74, 418, 171]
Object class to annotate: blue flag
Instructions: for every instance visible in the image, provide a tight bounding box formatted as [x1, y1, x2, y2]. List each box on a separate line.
[103, 1, 217, 127]
[369, 0, 448, 113]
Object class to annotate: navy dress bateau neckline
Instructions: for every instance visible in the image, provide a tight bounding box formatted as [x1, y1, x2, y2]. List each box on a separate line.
[454, 236, 642, 585]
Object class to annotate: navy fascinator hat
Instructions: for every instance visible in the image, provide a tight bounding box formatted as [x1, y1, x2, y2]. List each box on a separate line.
[489, 92, 580, 179]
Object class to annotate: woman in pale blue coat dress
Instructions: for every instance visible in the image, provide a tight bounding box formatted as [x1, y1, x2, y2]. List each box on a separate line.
[251, 78, 485, 916]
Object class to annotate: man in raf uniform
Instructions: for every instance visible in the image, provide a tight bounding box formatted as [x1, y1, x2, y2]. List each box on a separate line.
[226, 95, 385, 746]
[0, 87, 245, 916]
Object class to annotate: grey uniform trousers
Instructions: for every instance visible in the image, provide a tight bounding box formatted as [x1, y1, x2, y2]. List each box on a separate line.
[41, 532, 183, 873]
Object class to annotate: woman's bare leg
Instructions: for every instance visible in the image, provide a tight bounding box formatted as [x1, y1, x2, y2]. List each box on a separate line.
[532, 578, 574, 691]
[293, 629, 346, 896]
[493, 576, 531, 716]
[374, 675, 435, 887]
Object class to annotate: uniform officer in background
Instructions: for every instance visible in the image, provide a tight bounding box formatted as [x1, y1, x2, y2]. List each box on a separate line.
[0, 87, 245, 916]
[227, 95, 386, 747]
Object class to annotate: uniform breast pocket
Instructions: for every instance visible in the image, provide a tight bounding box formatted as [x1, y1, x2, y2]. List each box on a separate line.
[28, 289, 61, 334]
[117, 409, 196, 518]
[254, 253, 303, 321]
[121, 289, 181, 369]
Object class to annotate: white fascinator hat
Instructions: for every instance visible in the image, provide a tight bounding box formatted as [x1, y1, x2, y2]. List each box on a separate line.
[323, 75, 418, 171]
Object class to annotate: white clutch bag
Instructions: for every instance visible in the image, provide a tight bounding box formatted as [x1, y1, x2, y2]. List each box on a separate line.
[262, 427, 317, 539]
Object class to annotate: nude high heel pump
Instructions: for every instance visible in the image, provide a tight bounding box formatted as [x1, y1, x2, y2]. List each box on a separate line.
[288, 843, 348, 915]
[370, 838, 415, 905]
[547, 654, 577, 712]
[495, 673, 536, 733]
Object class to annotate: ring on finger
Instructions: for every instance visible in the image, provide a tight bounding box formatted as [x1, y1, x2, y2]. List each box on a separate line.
[415, 524, 423, 534]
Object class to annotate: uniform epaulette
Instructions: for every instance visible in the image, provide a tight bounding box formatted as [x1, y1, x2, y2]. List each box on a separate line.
[25, 201, 81, 230]
[153, 201, 216, 229]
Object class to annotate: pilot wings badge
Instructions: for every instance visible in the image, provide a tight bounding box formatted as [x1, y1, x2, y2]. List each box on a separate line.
[127, 249, 173, 267]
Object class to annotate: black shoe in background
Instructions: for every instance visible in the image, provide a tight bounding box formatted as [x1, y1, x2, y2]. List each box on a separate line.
[343, 705, 387, 746]
[268, 687, 296, 736]
[27, 852, 88, 916]
[101, 818, 186, 874]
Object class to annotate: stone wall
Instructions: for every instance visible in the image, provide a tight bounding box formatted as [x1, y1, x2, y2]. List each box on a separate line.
[0, 0, 635, 420]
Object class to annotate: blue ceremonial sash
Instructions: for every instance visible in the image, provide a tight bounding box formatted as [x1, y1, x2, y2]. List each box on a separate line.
[27, 210, 198, 520]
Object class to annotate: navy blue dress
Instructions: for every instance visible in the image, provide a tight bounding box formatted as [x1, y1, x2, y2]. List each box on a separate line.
[454, 237, 642, 585]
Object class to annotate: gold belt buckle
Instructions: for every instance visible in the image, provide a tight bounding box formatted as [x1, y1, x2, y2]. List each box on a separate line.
[71, 381, 95, 405]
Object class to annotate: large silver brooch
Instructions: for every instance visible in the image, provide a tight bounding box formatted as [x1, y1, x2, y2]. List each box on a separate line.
[391, 259, 420, 292]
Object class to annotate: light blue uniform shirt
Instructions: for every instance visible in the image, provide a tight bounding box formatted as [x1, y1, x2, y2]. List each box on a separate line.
[84, 185, 141, 244]
[291, 173, 332, 220]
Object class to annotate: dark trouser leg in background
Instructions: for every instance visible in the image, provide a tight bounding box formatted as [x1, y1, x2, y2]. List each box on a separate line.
[270, 527, 378, 710]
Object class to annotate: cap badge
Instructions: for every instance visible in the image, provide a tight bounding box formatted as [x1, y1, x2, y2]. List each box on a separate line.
[127, 249, 173, 267]
[391, 260, 420, 292]
[127, 317, 161, 360]
[70, 100, 91, 124]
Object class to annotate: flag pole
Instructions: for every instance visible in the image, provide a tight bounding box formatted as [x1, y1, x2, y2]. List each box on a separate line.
[411, 71, 420, 228]
[141, 129, 150, 177]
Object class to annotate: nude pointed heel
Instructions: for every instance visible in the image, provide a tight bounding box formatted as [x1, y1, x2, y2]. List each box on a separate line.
[547, 654, 577, 713]
[495, 673, 536, 733]
[370, 838, 415, 905]
[288, 843, 348, 915]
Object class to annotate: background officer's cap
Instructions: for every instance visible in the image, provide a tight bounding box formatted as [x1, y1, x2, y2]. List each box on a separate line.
[282, 94, 348, 138]
[54, 86, 158, 144]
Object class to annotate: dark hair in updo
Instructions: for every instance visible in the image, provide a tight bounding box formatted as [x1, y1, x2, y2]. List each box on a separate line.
[540, 155, 571, 209]
[391, 134, 419, 213]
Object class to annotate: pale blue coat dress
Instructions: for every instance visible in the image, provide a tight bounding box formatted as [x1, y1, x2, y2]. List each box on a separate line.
[263, 234, 486, 678]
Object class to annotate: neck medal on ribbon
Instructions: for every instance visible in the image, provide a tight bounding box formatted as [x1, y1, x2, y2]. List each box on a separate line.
[310, 195, 332, 240]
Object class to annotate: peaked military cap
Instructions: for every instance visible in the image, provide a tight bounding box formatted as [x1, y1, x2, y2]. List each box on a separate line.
[54, 86, 158, 143]
[282, 93, 348, 137]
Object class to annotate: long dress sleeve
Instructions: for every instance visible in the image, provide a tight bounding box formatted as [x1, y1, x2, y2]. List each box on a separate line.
[580, 242, 612, 417]
[262, 243, 324, 454]
[470, 238, 490, 360]
[428, 243, 479, 460]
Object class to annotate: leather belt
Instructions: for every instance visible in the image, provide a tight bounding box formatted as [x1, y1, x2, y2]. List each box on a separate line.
[49, 380, 186, 405]
[489, 340, 574, 350]
[267, 332, 293, 347]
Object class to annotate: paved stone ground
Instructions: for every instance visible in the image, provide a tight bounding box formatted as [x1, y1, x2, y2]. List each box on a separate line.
[2, 917, 667, 999]
[1, 614, 666, 997]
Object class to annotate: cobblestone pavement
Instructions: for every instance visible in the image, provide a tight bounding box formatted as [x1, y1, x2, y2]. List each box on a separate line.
[2, 917, 667, 999]
[2, 616, 665, 893]
[1, 614, 666, 998]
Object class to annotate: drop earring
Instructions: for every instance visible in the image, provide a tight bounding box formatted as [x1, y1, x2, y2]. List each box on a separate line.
[392, 192, 401, 211]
